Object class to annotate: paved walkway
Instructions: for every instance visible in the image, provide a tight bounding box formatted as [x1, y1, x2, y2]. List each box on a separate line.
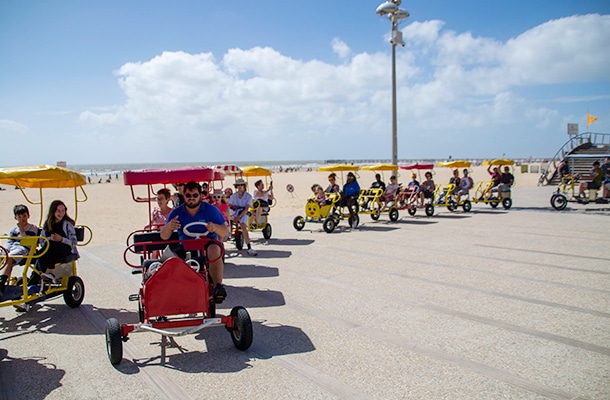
[1, 186, 609, 399]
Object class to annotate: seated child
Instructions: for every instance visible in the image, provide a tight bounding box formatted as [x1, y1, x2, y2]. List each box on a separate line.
[312, 184, 331, 206]
[39, 200, 80, 283]
[0, 205, 39, 296]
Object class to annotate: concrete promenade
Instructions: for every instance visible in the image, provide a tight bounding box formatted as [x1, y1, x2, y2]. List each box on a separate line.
[1, 186, 609, 399]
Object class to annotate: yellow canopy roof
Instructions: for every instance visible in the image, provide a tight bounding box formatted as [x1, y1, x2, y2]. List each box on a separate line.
[0, 165, 86, 188]
[318, 164, 359, 172]
[361, 164, 398, 171]
[437, 160, 472, 168]
[241, 165, 272, 177]
[483, 159, 515, 166]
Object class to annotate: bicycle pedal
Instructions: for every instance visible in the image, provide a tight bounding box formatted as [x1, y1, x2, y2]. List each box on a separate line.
[128, 294, 140, 301]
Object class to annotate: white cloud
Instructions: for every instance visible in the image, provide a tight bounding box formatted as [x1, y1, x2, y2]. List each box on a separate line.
[0, 119, 28, 132]
[77, 14, 610, 162]
[331, 37, 351, 59]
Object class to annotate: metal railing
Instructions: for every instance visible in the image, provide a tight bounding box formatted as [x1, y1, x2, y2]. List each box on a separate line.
[538, 132, 610, 186]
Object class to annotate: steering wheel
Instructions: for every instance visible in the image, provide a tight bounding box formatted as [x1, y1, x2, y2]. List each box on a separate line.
[182, 221, 208, 238]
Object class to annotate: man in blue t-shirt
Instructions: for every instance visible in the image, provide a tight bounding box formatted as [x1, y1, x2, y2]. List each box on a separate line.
[161, 181, 229, 302]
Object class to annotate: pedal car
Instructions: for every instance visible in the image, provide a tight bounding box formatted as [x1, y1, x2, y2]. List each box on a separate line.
[293, 191, 342, 233]
[434, 160, 473, 212]
[395, 163, 436, 218]
[229, 166, 273, 248]
[316, 164, 361, 229]
[0, 165, 92, 312]
[360, 164, 399, 221]
[550, 173, 608, 210]
[108, 230, 253, 365]
[471, 159, 514, 209]
[108, 167, 252, 365]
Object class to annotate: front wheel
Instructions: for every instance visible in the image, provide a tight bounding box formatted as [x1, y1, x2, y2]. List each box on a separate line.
[489, 200, 499, 208]
[323, 218, 336, 233]
[550, 194, 568, 210]
[293, 216, 305, 231]
[462, 200, 472, 212]
[262, 223, 272, 240]
[407, 208, 416, 216]
[425, 204, 434, 217]
[348, 214, 360, 228]
[502, 198, 512, 209]
[389, 208, 399, 222]
[63, 276, 85, 308]
[229, 306, 253, 351]
[105, 318, 123, 365]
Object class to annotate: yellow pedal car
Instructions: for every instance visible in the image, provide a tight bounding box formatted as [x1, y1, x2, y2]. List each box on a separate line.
[293, 192, 342, 233]
[0, 165, 92, 313]
[435, 160, 473, 212]
[471, 159, 515, 209]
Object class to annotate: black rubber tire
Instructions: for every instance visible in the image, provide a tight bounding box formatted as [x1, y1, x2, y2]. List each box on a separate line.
[63, 276, 85, 308]
[425, 205, 434, 217]
[234, 231, 244, 250]
[262, 223, 272, 240]
[208, 298, 216, 318]
[348, 214, 360, 228]
[323, 218, 335, 233]
[229, 306, 253, 351]
[389, 208, 399, 222]
[502, 198, 512, 209]
[489, 201, 499, 208]
[138, 296, 145, 323]
[105, 318, 123, 365]
[462, 200, 472, 212]
[550, 194, 567, 210]
[407, 208, 416, 216]
[293, 216, 305, 231]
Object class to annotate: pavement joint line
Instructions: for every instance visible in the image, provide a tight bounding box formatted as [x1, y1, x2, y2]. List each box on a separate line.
[278, 268, 610, 356]
[248, 343, 370, 400]
[289, 246, 610, 319]
[78, 303, 192, 400]
[477, 244, 610, 263]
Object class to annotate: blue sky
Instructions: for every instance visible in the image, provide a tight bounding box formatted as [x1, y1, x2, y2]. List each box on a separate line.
[1, 0, 609, 166]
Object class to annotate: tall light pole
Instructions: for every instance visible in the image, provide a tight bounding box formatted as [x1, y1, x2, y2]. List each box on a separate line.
[376, 1, 409, 166]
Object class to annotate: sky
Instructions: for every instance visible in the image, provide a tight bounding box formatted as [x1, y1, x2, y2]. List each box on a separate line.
[1, 0, 610, 166]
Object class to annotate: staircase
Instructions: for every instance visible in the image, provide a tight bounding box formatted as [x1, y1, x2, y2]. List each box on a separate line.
[539, 132, 610, 186]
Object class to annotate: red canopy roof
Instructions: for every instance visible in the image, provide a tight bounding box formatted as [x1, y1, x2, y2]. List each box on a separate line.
[400, 163, 435, 170]
[123, 166, 216, 186]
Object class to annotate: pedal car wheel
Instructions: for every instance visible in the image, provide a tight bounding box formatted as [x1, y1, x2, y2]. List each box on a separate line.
[208, 299, 216, 318]
[323, 218, 335, 233]
[489, 200, 499, 208]
[389, 208, 399, 222]
[105, 318, 123, 365]
[550, 194, 567, 210]
[234, 231, 244, 250]
[407, 208, 416, 216]
[370, 210, 380, 221]
[425, 205, 434, 217]
[229, 306, 253, 351]
[63, 276, 85, 308]
[138, 298, 145, 323]
[502, 198, 512, 209]
[462, 200, 472, 212]
[348, 214, 360, 228]
[293, 216, 305, 231]
[262, 223, 272, 240]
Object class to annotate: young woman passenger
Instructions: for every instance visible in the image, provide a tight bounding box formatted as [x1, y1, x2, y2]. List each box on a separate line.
[145, 188, 173, 230]
[39, 200, 80, 282]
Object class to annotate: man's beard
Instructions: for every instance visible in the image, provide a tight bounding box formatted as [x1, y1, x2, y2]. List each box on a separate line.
[186, 200, 200, 209]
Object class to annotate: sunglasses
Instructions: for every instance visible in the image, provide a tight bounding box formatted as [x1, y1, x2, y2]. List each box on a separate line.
[184, 193, 199, 199]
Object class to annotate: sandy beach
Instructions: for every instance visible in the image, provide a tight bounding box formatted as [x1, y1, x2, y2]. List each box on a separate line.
[0, 163, 542, 245]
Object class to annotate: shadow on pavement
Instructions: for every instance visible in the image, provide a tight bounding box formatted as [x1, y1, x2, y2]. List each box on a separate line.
[0, 348, 65, 400]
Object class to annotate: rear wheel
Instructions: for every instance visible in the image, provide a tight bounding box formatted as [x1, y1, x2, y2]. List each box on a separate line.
[63, 276, 85, 308]
[407, 208, 416, 216]
[323, 218, 336, 233]
[502, 198, 512, 209]
[105, 318, 123, 365]
[462, 200, 472, 212]
[489, 200, 499, 208]
[425, 205, 434, 217]
[229, 306, 253, 351]
[293, 216, 305, 231]
[348, 214, 360, 228]
[234, 231, 244, 250]
[370, 204, 381, 221]
[389, 208, 399, 222]
[262, 223, 272, 239]
[550, 194, 567, 210]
